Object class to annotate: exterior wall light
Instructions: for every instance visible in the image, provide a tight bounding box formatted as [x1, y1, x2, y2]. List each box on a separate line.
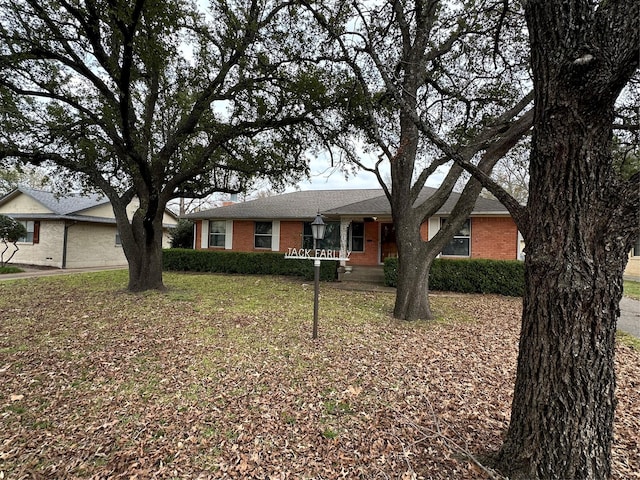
[311, 212, 326, 244]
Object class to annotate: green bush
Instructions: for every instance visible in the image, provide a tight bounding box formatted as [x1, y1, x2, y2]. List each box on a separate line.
[163, 249, 338, 281]
[383, 257, 398, 287]
[384, 257, 524, 296]
[0, 265, 23, 274]
[169, 219, 194, 249]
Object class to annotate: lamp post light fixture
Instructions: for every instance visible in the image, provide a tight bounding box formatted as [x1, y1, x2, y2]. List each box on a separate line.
[311, 212, 325, 339]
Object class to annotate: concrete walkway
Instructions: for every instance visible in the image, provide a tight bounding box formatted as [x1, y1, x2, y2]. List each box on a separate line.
[619, 297, 640, 338]
[0, 265, 127, 281]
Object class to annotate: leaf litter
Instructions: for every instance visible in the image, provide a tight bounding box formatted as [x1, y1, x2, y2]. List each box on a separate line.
[0, 271, 638, 479]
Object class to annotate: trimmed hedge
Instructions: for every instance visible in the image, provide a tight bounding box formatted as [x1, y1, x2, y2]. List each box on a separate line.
[384, 257, 524, 296]
[163, 248, 338, 282]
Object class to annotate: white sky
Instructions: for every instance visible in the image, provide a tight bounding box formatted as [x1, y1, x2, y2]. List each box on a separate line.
[288, 155, 448, 192]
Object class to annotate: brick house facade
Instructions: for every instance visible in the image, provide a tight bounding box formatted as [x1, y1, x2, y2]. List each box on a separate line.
[185, 189, 524, 266]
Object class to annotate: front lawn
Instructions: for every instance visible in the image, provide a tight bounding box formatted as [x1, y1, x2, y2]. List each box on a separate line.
[624, 280, 640, 300]
[1, 271, 639, 479]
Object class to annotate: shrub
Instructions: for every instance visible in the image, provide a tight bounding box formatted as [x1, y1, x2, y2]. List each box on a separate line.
[384, 257, 524, 296]
[383, 257, 398, 287]
[0, 214, 27, 267]
[169, 219, 194, 249]
[0, 265, 23, 274]
[163, 249, 338, 281]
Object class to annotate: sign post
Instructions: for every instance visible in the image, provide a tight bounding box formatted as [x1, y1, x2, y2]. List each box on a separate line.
[284, 212, 350, 339]
[284, 248, 351, 339]
[310, 213, 325, 340]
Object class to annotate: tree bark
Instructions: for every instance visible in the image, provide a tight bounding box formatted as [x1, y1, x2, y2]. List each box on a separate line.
[498, 245, 627, 479]
[393, 216, 435, 320]
[496, 2, 640, 478]
[113, 197, 166, 292]
[126, 229, 165, 292]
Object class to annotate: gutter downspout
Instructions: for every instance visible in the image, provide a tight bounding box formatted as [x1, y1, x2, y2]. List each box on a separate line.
[62, 221, 77, 269]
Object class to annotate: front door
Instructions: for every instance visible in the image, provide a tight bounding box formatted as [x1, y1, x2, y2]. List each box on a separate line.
[380, 223, 398, 263]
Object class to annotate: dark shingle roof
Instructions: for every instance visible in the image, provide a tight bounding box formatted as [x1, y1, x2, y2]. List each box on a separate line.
[325, 187, 508, 216]
[183, 189, 386, 220]
[185, 187, 509, 220]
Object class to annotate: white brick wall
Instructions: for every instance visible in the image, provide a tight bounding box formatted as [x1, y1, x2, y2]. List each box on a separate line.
[8, 221, 64, 268]
[65, 223, 127, 268]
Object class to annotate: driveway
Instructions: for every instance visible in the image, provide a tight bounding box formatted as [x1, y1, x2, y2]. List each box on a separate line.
[0, 265, 126, 281]
[618, 297, 640, 338]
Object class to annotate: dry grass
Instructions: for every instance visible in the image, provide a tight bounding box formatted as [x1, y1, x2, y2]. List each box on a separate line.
[1, 271, 638, 479]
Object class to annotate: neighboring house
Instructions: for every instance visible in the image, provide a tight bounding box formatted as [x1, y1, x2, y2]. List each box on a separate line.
[0, 186, 178, 269]
[627, 238, 640, 280]
[184, 188, 524, 266]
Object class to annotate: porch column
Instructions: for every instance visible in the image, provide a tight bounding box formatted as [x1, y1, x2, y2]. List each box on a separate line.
[339, 218, 350, 267]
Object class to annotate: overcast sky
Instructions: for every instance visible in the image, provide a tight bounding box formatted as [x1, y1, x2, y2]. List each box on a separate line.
[288, 155, 448, 192]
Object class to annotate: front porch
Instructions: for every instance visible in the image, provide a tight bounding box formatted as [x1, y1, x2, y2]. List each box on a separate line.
[341, 265, 385, 285]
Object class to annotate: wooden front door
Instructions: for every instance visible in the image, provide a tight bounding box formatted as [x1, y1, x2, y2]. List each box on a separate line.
[380, 223, 398, 263]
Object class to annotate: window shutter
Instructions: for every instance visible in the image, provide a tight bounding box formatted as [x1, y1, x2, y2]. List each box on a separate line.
[33, 221, 40, 244]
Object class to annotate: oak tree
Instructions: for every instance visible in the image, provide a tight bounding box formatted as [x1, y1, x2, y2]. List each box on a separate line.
[304, 0, 532, 320]
[0, 0, 338, 291]
[455, 0, 639, 477]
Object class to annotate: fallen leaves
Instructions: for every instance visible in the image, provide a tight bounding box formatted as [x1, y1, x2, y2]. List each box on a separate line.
[0, 272, 638, 479]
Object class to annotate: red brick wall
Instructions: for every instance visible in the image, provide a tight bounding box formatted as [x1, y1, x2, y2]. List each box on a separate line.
[348, 221, 380, 266]
[279, 221, 303, 251]
[420, 222, 429, 241]
[192, 216, 518, 262]
[195, 221, 202, 248]
[470, 216, 518, 260]
[231, 220, 257, 251]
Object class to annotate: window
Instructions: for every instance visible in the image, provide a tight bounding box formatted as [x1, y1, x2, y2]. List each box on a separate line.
[115, 230, 122, 246]
[17, 220, 39, 243]
[302, 221, 364, 252]
[349, 222, 365, 252]
[632, 237, 640, 257]
[302, 221, 340, 250]
[209, 221, 226, 248]
[254, 221, 272, 249]
[440, 218, 470, 256]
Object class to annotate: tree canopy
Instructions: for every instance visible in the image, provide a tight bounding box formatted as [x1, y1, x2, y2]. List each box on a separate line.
[0, 0, 346, 290]
[303, 0, 533, 319]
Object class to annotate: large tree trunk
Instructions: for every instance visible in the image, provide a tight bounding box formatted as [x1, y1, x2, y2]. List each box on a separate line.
[393, 238, 434, 321]
[391, 103, 433, 320]
[115, 200, 166, 292]
[127, 213, 165, 292]
[497, 243, 628, 479]
[496, 2, 639, 477]
[126, 231, 165, 292]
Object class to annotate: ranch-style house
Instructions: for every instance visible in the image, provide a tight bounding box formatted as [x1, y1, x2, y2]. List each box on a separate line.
[184, 188, 526, 267]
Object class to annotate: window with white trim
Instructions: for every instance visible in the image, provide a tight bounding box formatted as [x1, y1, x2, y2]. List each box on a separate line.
[440, 218, 471, 257]
[209, 220, 226, 248]
[254, 221, 272, 249]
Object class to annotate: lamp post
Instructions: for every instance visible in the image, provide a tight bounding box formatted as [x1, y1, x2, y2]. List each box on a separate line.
[310, 212, 326, 339]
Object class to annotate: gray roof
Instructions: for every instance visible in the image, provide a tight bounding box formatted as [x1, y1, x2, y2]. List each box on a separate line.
[0, 186, 109, 215]
[185, 188, 509, 220]
[326, 187, 509, 216]
[0, 186, 177, 227]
